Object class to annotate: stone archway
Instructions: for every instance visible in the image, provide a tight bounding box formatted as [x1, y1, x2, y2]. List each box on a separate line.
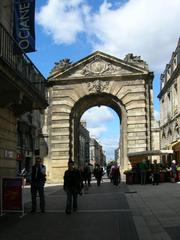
[44, 51, 156, 183]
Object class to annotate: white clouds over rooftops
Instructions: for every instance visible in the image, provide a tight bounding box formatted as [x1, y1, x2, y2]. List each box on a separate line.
[37, 0, 180, 72]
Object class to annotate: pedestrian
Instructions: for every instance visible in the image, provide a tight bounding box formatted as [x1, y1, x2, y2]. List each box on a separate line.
[93, 164, 103, 186]
[171, 160, 177, 182]
[151, 159, 160, 185]
[83, 162, 92, 187]
[139, 159, 148, 184]
[113, 164, 121, 186]
[63, 160, 82, 214]
[30, 156, 46, 213]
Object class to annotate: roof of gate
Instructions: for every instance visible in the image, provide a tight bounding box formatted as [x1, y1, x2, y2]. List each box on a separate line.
[48, 51, 150, 81]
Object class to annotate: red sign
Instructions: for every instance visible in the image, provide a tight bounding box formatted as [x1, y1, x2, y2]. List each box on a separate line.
[16, 153, 24, 161]
[2, 177, 23, 211]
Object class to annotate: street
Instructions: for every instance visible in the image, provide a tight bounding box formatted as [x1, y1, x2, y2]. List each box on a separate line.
[1, 178, 180, 240]
[0, 179, 138, 240]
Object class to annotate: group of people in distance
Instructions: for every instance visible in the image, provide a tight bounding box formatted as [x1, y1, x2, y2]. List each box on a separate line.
[138, 159, 178, 185]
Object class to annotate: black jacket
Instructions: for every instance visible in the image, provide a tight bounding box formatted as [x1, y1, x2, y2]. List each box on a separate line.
[63, 169, 81, 193]
[31, 165, 46, 183]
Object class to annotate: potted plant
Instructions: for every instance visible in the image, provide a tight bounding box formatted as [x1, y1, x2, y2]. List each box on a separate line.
[176, 165, 180, 181]
[124, 170, 134, 184]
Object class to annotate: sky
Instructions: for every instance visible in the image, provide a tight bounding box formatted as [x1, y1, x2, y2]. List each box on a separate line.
[28, 0, 180, 160]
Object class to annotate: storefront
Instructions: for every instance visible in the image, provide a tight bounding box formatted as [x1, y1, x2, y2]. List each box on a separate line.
[168, 140, 180, 164]
[128, 149, 173, 166]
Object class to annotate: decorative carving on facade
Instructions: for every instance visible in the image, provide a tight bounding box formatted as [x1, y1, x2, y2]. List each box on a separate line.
[87, 79, 110, 93]
[69, 58, 131, 78]
[84, 60, 131, 76]
[50, 58, 72, 75]
[124, 53, 148, 70]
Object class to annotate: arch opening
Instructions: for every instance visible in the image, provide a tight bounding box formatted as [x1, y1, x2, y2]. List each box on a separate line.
[80, 106, 120, 167]
[70, 93, 129, 171]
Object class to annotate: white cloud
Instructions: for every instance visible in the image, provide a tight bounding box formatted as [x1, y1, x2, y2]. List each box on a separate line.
[87, 0, 180, 72]
[82, 106, 114, 125]
[37, 0, 180, 72]
[36, 0, 88, 44]
[101, 138, 119, 149]
[88, 125, 107, 138]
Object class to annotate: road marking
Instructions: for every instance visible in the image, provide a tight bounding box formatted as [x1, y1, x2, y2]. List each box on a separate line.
[32, 209, 131, 213]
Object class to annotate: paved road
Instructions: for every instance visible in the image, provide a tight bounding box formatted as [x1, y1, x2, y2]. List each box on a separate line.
[0, 179, 139, 240]
[1, 179, 180, 240]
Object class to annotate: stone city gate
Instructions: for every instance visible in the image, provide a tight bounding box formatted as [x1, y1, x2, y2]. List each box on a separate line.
[44, 51, 158, 183]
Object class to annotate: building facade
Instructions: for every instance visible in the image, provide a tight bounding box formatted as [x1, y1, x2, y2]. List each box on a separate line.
[79, 121, 90, 166]
[158, 38, 180, 163]
[0, 1, 47, 178]
[89, 138, 105, 166]
[115, 147, 120, 162]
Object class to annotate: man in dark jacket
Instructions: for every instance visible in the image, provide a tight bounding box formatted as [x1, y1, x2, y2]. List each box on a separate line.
[93, 164, 103, 186]
[30, 157, 46, 213]
[63, 160, 82, 214]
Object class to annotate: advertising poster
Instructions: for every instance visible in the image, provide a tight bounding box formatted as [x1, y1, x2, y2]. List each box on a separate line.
[2, 177, 23, 211]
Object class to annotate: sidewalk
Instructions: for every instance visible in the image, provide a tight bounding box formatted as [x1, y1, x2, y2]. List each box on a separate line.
[126, 182, 180, 240]
[1, 179, 180, 240]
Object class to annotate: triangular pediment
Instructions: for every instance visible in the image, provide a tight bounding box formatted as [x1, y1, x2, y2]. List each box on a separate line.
[48, 51, 149, 81]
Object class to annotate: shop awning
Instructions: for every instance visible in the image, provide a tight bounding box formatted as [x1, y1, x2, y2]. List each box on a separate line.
[168, 140, 180, 150]
[128, 149, 173, 158]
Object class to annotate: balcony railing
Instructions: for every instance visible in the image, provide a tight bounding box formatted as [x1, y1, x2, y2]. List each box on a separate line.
[0, 22, 46, 98]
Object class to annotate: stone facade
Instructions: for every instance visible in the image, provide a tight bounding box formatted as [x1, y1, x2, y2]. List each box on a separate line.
[0, 108, 17, 177]
[89, 138, 103, 166]
[158, 38, 180, 163]
[44, 51, 159, 183]
[16, 111, 48, 176]
[0, 1, 47, 178]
